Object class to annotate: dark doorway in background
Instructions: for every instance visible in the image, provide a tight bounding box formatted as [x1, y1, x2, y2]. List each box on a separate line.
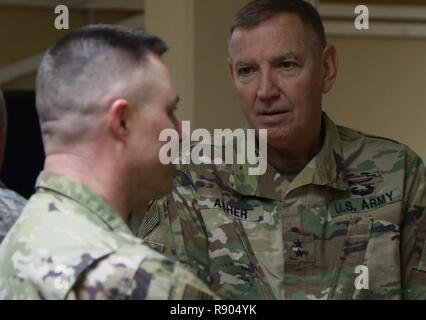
[1, 91, 44, 199]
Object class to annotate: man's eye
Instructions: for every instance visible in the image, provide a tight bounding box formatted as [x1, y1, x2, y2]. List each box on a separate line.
[279, 61, 298, 69]
[237, 66, 254, 77]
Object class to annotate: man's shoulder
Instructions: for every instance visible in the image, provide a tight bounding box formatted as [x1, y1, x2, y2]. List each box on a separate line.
[0, 191, 124, 271]
[12, 191, 110, 238]
[0, 187, 27, 243]
[336, 124, 422, 166]
[0, 199, 184, 299]
[0, 235, 163, 299]
[0, 187, 27, 212]
[74, 243, 167, 299]
[76, 243, 216, 299]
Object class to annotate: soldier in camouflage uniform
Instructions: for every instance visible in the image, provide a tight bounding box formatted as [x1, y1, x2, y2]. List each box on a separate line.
[0, 92, 27, 244]
[0, 182, 26, 245]
[0, 25, 216, 300]
[138, 0, 426, 299]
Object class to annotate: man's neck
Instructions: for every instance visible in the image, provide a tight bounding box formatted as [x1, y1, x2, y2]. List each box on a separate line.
[267, 124, 324, 174]
[43, 153, 130, 221]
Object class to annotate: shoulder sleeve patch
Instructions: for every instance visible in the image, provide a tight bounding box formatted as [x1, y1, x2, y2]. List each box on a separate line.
[138, 201, 160, 239]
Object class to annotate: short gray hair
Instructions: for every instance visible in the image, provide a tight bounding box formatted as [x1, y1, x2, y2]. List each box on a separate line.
[229, 0, 326, 54]
[36, 24, 168, 149]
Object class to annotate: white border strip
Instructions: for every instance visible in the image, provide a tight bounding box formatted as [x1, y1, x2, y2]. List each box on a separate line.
[320, 3, 426, 22]
[325, 20, 426, 38]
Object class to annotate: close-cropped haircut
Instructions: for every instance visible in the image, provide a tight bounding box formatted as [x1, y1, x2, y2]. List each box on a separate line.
[229, 0, 326, 53]
[36, 24, 168, 148]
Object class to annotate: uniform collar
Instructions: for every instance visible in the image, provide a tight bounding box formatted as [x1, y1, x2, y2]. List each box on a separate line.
[35, 172, 133, 235]
[229, 112, 349, 200]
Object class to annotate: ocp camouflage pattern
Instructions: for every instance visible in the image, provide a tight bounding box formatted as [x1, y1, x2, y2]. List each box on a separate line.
[0, 173, 217, 300]
[137, 113, 426, 299]
[0, 181, 26, 244]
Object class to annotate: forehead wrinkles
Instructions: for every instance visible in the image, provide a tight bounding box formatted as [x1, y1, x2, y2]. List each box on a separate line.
[230, 14, 313, 62]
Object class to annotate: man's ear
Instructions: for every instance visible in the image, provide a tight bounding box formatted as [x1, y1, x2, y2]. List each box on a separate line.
[109, 99, 131, 141]
[321, 44, 338, 94]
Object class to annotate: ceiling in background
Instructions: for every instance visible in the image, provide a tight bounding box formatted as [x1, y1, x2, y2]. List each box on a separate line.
[1, 0, 425, 88]
[0, 0, 145, 89]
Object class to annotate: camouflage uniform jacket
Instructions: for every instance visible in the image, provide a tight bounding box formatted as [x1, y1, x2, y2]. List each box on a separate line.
[0, 172, 216, 300]
[0, 180, 26, 244]
[138, 113, 426, 300]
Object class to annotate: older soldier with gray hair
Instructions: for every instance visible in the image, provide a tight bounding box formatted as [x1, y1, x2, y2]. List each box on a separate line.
[0, 25, 216, 300]
[140, 0, 426, 299]
[0, 92, 26, 244]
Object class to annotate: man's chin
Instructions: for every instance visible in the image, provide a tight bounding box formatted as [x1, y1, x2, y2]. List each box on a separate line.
[264, 126, 292, 142]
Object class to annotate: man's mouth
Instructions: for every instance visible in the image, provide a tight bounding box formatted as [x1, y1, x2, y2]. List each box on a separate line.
[259, 109, 291, 117]
[260, 110, 288, 116]
[257, 110, 291, 125]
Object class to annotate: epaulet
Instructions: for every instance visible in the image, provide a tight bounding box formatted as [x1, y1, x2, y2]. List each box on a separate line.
[362, 133, 404, 146]
[336, 124, 401, 145]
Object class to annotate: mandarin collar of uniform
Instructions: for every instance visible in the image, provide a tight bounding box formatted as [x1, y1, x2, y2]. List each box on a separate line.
[35, 171, 134, 235]
[229, 112, 349, 200]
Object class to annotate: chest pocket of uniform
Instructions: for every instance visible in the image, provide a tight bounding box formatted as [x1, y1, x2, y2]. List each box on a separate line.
[199, 207, 270, 299]
[339, 215, 373, 265]
[329, 215, 373, 299]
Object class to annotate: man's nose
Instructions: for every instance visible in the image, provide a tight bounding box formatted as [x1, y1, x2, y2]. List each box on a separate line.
[257, 70, 279, 100]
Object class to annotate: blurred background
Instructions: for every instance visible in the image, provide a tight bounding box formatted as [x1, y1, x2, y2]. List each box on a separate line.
[0, 0, 425, 197]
